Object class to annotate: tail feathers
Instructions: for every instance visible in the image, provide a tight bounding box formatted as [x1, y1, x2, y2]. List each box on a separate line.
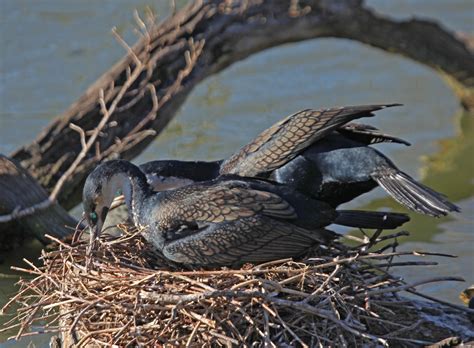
[335, 210, 410, 230]
[372, 168, 460, 217]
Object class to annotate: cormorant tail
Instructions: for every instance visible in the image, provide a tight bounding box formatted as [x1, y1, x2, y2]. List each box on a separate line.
[371, 168, 460, 217]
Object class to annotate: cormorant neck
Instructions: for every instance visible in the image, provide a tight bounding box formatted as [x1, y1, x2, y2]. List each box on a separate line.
[101, 161, 152, 222]
[140, 159, 222, 182]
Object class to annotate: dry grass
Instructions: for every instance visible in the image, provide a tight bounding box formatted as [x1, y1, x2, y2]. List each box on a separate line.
[0, 226, 465, 347]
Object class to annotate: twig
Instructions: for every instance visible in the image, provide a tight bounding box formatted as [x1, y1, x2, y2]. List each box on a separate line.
[185, 321, 201, 347]
[134, 10, 151, 44]
[111, 27, 142, 67]
[303, 264, 341, 303]
[70, 123, 87, 150]
[0, 200, 54, 223]
[170, 0, 176, 16]
[3, 225, 470, 346]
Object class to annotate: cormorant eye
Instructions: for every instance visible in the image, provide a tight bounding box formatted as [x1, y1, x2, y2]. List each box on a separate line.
[89, 212, 98, 224]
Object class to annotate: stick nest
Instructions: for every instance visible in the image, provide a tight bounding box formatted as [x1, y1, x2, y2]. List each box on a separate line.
[1, 227, 465, 347]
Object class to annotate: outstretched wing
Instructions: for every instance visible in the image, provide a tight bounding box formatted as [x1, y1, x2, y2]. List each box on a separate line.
[338, 123, 410, 146]
[220, 104, 400, 176]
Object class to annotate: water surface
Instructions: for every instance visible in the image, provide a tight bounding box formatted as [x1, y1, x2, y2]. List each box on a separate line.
[1, 0, 473, 345]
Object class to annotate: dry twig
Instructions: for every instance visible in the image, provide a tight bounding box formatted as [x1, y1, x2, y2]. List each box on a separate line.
[1, 227, 469, 347]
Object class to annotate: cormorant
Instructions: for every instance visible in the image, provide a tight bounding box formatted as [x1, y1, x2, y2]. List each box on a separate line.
[83, 160, 409, 265]
[139, 105, 459, 217]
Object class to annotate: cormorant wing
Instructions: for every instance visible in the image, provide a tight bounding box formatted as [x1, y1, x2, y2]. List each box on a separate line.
[162, 215, 333, 265]
[153, 179, 337, 265]
[220, 104, 400, 177]
[157, 180, 298, 233]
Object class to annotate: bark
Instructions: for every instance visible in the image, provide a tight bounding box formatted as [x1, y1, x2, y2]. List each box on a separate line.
[7, 0, 474, 215]
[0, 156, 77, 244]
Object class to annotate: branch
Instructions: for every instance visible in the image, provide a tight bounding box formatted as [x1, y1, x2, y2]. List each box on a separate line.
[0, 155, 77, 241]
[0, 200, 54, 224]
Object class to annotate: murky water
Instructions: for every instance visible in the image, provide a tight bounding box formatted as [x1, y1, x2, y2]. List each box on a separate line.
[1, 0, 473, 345]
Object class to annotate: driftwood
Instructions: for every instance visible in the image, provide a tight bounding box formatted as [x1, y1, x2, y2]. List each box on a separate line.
[0, 156, 77, 245]
[0, 0, 471, 230]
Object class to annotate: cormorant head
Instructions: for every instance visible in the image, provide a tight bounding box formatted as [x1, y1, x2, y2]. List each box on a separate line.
[83, 160, 132, 251]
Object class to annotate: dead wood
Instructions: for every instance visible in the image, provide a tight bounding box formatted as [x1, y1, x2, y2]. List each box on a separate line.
[6, 0, 474, 216]
[0, 156, 77, 244]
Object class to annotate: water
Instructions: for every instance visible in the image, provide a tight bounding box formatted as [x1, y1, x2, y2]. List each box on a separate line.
[1, 0, 473, 345]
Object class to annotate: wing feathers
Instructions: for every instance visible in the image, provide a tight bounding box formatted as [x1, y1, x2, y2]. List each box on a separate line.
[221, 104, 400, 176]
[158, 181, 297, 231]
[163, 216, 332, 265]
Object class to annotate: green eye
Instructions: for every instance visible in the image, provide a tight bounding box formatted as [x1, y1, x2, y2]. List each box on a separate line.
[89, 212, 98, 223]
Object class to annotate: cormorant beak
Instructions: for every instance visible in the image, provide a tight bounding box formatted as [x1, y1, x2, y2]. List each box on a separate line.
[86, 222, 101, 258]
[85, 211, 105, 258]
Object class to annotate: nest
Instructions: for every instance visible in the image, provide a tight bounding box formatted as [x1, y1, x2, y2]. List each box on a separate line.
[0, 226, 464, 347]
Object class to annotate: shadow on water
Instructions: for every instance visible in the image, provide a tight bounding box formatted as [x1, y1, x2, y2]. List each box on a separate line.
[351, 110, 474, 244]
